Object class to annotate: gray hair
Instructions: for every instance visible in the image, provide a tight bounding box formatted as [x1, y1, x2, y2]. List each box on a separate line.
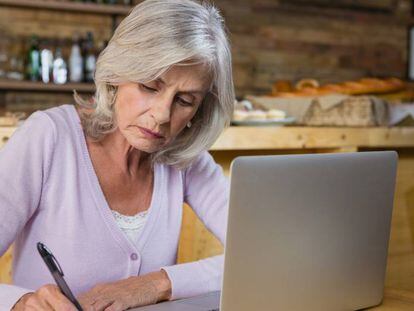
[75, 0, 234, 169]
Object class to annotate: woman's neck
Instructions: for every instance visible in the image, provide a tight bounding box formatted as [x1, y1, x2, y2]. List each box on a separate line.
[88, 129, 151, 178]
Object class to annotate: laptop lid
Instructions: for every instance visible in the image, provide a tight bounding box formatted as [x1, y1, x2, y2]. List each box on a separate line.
[220, 151, 397, 311]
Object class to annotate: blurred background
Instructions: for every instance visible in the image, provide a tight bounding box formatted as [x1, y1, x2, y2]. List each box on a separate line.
[2, 1, 414, 302]
[0, 0, 412, 114]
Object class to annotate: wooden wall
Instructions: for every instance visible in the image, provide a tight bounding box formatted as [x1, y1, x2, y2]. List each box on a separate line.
[225, 0, 411, 95]
[0, 0, 411, 111]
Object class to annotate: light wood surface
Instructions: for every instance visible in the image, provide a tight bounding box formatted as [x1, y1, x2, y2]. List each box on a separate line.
[0, 126, 413, 151]
[2, 126, 414, 310]
[366, 289, 414, 310]
[211, 126, 414, 150]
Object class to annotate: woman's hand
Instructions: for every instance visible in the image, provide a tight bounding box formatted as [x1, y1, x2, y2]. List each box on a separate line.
[78, 270, 172, 311]
[11, 284, 77, 311]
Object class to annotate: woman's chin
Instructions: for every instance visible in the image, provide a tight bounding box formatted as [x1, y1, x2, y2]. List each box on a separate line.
[130, 140, 166, 154]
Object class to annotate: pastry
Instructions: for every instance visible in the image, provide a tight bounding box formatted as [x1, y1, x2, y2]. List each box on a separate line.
[295, 79, 320, 90]
[266, 109, 286, 120]
[272, 80, 294, 95]
[245, 110, 267, 120]
[233, 110, 249, 121]
[270, 77, 406, 98]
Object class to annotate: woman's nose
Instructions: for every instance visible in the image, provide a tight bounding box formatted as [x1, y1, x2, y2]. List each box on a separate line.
[152, 96, 172, 125]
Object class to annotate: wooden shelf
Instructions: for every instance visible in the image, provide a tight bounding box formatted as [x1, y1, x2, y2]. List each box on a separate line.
[0, 0, 133, 15]
[251, 2, 410, 26]
[0, 79, 95, 93]
[211, 126, 414, 150]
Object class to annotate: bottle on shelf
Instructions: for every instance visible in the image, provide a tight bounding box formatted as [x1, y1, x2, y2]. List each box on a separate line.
[69, 34, 84, 83]
[26, 35, 41, 81]
[84, 32, 96, 83]
[40, 39, 53, 84]
[7, 37, 25, 81]
[0, 34, 9, 78]
[53, 47, 67, 84]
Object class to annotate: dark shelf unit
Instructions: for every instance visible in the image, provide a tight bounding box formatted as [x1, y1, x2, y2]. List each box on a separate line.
[0, 0, 132, 15]
[0, 1, 130, 96]
[0, 80, 95, 93]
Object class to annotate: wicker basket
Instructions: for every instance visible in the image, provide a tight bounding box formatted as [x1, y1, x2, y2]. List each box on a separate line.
[247, 95, 389, 127]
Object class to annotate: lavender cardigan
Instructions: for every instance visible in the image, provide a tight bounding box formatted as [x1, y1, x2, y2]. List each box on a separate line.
[0, 105, 229, 310]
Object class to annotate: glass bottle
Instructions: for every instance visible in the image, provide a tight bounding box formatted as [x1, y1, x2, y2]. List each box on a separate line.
[7, 37, 24, 81]
[40, 40, 53, 84]
[0, 34, 9, 78]
[69, 34, 84, 83]
[53, 47, 67, 84]
[84, 32, 96, 83]
[26, 35, 41, 81]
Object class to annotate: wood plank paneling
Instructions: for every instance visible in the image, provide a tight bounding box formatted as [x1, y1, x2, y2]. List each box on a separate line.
[1, 126, 414, 296]
[0, 0, 411, 107]
[0, 7, 112, 41]
[221, 0, 409, 95]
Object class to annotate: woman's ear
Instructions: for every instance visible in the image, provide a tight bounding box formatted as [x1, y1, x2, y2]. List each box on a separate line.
[107, 84, 119, 108]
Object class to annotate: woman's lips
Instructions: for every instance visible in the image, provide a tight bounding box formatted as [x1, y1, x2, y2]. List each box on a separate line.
[138, 126, 164, 139]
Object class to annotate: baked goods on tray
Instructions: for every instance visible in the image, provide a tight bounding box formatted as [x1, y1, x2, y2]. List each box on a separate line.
[270, 77, 406, 97]
[233, 109, 287, 121]
[232, 99, 287, 122]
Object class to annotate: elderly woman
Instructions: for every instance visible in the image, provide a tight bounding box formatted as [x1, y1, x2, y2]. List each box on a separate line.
[0, 0, 234, 309]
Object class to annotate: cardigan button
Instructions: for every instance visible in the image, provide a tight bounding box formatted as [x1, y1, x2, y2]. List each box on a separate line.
[130, 253, 138, 261]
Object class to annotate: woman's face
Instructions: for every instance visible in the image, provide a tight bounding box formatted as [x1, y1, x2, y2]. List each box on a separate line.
[114, 64, 211, 153]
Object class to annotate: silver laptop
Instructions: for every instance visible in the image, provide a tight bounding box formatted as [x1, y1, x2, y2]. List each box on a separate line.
[135, 151, 398, 311]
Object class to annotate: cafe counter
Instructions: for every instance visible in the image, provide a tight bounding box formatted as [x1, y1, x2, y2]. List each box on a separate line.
[1, 125, 414, 310]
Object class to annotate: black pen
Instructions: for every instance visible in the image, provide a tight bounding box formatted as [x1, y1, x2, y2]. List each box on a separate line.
[37, 242, 83, 311]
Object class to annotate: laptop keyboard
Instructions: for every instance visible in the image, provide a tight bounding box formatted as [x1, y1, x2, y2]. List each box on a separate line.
[175, 290, 220, 310]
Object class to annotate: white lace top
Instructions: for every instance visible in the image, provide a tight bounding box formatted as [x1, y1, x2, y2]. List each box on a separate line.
[111, 209, 149, 247]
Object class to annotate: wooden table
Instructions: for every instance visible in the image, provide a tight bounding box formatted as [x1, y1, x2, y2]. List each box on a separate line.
[212, 126, 414, 151]
[367, 289, 414, 310]
[211, 126, 414, 311]
[2, 125, 414, 310]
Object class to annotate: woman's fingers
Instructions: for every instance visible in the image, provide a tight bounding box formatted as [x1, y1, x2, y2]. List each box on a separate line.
[17, 293, 53, 310]
[14, 284, 78, 311]
[87, 299, 113, 311]
[103, 301, 124, 311]
[78, 284, 120, 311]
[38, 284, 78, 311]
[78, 273, 165, 310]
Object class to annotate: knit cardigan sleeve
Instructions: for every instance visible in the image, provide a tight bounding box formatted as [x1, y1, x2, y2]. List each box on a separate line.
[0, 111, 56, 310]
[162, 151, 229, 300]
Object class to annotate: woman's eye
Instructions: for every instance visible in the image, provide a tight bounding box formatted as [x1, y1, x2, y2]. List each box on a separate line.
[177, 97, 193, 107]
[141, 84, 157, 92]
